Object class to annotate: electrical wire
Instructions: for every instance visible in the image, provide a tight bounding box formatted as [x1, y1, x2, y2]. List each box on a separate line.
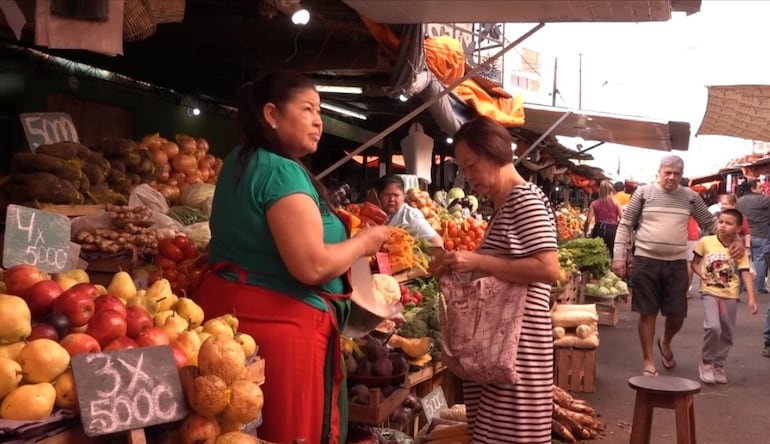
[285, 26, 303, 63]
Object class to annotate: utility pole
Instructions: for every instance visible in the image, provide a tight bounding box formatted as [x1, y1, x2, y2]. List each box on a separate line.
[552, 57, 558, 106]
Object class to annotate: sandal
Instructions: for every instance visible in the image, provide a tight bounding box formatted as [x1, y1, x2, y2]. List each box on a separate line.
[658, 338, 676, 369]
[641, 369, 659, 376]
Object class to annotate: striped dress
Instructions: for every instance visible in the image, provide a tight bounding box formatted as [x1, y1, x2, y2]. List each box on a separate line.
[464, 183, 557, 443]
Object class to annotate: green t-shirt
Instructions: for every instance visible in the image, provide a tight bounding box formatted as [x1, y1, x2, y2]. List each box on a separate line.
[208, 148, 348, 314]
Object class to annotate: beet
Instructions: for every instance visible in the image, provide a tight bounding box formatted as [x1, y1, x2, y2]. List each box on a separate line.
[364, 338, 389, 361]
[381, 384, 395, 397]
[349, 384, 370, 404]
[355, 360, 373, 377]
[390, 354, 408, 375]
[345, 355, 358, 375]
[373, 357, 393, 377]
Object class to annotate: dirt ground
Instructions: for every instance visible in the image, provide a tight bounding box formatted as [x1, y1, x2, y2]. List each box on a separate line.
[575, 291, 770, 444]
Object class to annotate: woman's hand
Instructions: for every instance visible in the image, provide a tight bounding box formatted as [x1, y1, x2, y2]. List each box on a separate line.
[430, 250, 481, 276]
[354, 225, 390, 256]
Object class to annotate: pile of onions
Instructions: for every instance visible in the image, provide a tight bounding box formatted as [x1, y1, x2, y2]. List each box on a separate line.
[139, 133, 223, 204]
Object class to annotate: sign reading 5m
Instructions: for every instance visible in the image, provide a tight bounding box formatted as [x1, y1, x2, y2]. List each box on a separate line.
[19, 112, 80, 150]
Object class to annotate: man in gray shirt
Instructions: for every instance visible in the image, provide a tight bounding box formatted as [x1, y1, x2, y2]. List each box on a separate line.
[735, 179, 770, 294]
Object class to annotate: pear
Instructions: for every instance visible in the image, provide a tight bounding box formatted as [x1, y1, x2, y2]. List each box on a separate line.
[176, 330, 202, 365]
[234, 332, 257, 360]
[18, 339, 70, 383]
[53, 274, 79, 291]
[94, 284, 108, 295]
[198, 331, 212, 344]
[52, 368, 78, 409]
[0, 341, 26, 361]
[136, 289, 146, 298]
[65, 269, 90, 284]
[0, 294, 32, 344]
[0, 382, 56, 421]
[174, 297, 205, 328]
[202, 318, 234, 339]
[214, 314, 239, 333]
[147, 279, 175, 311]
[157, 293, 179, 312]
[127, 296, 160, 316]
[162, 314, 189, 342]
[108, 271, 137, 300]
[0, 357, 23, 398]
[154, 309, 176, 327]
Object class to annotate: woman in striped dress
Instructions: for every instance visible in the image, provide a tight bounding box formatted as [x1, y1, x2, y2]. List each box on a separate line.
[431, 116, 559, 443]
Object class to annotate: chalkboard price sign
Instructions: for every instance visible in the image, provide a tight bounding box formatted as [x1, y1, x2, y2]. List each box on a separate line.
[71, 346, 187, 437]
[3, 204, 72, 273]
[19, 112, 80, 151]
[420, 387, 448, 424]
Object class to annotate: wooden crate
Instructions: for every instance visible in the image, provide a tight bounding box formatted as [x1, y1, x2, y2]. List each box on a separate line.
[348, 387, 410, 425]
[596, 303, 620, 327]
[554, 347, 597, 393]
[551, 274, 579, 304]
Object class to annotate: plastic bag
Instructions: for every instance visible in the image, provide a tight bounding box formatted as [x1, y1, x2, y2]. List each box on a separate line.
[128, 184, 169, 214]
[180, 183, 215, 216]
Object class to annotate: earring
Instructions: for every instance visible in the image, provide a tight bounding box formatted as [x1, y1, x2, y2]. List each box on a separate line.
[271, 124, 277, 130]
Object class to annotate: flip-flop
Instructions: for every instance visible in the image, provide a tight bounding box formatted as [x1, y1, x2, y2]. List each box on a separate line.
[658, 338, 676, 369]
[642, 369, 659, 376]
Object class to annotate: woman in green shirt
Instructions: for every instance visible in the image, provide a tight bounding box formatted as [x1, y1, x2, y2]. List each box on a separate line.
[194, 71, 388, 443]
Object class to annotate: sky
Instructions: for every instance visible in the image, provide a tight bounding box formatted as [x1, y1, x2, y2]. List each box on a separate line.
[502, 1, 770, 182]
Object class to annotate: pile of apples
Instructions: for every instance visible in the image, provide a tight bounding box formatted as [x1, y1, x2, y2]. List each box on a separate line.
[0, 264, 256, 421]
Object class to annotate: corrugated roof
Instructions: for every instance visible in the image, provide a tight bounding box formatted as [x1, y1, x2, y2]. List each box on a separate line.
[696, 85, 770, 143]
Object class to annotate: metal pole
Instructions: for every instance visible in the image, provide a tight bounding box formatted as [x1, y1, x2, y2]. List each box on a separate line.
[316, 22, 546, 180]
[515, 111, 572, 166]
[552, 57, 558, 107]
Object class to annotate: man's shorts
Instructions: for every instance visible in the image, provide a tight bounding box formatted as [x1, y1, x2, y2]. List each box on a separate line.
[631, 256, 689, 318]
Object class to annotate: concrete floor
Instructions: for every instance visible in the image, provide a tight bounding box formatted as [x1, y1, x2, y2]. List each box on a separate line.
[575, 291, 770, 444]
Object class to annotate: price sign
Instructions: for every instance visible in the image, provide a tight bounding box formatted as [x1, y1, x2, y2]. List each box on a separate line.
[420, 387, 448, 424]
[71, 346, 187, 437]
[19, 112, 79, 151]
[3, 205, 72, 273]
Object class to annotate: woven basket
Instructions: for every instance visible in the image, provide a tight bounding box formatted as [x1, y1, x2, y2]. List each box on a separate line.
[143, 0, 186, 24]
[123, 0, 156, 42]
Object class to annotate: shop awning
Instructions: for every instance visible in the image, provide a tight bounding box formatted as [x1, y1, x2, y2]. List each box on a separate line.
[343, 0, 700, 24]
[696, 85, 770, 143]
[521, 104, 691, 152]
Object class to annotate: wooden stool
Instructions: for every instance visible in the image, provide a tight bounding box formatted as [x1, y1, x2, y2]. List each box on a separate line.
[627, 375, 701, 444]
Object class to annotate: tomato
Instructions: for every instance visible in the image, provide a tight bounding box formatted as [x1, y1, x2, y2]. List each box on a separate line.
[475, 227, 485, 239]
[457, 244, 468, 251]
[448, 226, 460, 238]
[444, 240, 455, 251]
[162, 268, 178, 281]
[156, 256, 177, 270]
[172, 235, 192, 250]
[462, 236, 472, 247]
[467, 230, 477, 241]
[183, 243, 199, 260]
[158, 239, 185, 261]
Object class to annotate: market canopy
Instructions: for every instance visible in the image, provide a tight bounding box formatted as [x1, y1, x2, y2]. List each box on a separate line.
[343, 0, 701, 23]
[522, 103, 691, 152]
[696, 85, 770, 143]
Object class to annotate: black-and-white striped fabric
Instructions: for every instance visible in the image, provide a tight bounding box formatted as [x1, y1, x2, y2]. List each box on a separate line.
[464, 182, 557, 443]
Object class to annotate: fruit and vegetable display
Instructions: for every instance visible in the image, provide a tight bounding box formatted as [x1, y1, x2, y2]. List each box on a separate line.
[437, 216, 488, 252]
[0, 263, 264, 444]
[551, 304, 599, 349]
[432, 187, 479, 221]
[556, 249, 580, 287]
[584, 271, 628, 298]
[405, 188, 444, 232]
[551, 385, 605, 442]
[396, 279, 442, 361]
[140, 134, 222, 205]
[558, 237, 610, 278]
[381, 227, 429, 275]
[72, 204, 160, 255]
[556, 206, 586, 242]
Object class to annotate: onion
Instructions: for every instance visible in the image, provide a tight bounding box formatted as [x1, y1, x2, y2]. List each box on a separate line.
[151, 149, 168, 165]
[185, 170, 203, 184]
[200, 169, 211, 182]
[162, 142, 180, 158]
[159, 170, 170, 182]
[167, 178, 179, 187]
[170, 172, 186, 183]
[196, 137, 210, 153]
[178, 136, 197, 155]
[137, 143, 149, 151]
[171, 154, 196, 173]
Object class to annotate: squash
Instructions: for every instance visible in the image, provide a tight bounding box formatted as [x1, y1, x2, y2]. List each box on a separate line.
[387, 334, 432, 359]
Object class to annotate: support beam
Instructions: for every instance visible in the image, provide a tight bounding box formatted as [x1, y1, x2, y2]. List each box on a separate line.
[515, 111, 572, 165]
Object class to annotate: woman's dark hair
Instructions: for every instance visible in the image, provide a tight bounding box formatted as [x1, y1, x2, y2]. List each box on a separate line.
[376, 175, 404, 195]
[235, 70, 336, 209]
[452, 116, 513, 166]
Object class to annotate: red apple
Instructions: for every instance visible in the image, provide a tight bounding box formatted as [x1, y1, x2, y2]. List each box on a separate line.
[23, 279, 64, 318]
[134, 326, 170, 347]
[4, 264, 46, 295]
[169, 343, 190, 369]
[93, 295, 127, 318]
[125, 306, 153, 339]
[44, 311, 72, 338]
[103, 336, 139, 352]
[86, 309, 127, 348]
[52, 287, 96, 327]
[66, 283, 101, 300]
[60, 332, 101, 356]
[28, 323, 59, 342]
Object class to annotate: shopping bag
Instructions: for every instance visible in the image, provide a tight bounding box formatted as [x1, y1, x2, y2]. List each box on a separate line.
[438, 275, 528, 385]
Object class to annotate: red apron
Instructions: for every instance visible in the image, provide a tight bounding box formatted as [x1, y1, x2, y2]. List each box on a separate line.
[195, 262, 351, 444]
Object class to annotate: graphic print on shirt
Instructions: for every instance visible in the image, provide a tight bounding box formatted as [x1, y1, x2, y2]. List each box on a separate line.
[703, 251, 735, 289]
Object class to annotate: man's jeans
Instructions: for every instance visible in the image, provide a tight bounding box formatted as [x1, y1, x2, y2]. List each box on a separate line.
[750, 236, 767, 292]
